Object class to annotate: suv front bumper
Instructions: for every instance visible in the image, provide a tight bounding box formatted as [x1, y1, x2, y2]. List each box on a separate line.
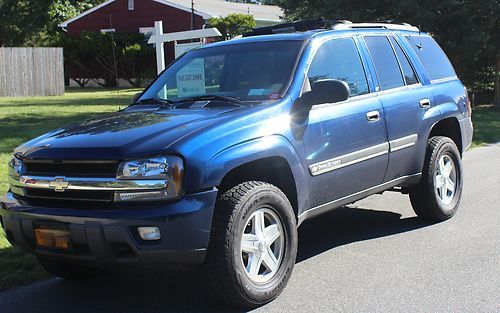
[0, 188, 218, 268]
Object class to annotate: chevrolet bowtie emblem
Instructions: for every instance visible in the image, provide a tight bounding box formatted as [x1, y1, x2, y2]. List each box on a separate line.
[49, 177, 70, 192]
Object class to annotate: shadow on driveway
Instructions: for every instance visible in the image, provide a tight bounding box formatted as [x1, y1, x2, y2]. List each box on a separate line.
[0, 206, 432, 313]
[297, 206, 432, 262]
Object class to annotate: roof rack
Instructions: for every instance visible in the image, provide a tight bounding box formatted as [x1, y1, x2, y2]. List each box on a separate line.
[332, 22, 419, 32]
[242, 18, 350, 37]
[243, 18, 419, 37]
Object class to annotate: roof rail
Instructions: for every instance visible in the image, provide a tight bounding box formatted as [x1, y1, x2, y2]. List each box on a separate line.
[332, 22, 419, 32]
[243, 18, 351, 37]
[242, 18, 420, 37]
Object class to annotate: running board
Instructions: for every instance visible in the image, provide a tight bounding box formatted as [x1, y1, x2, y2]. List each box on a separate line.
[297, 173, 422, 226]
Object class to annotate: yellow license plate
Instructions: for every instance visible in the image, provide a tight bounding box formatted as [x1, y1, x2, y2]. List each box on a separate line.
[34, 228, 72, 250]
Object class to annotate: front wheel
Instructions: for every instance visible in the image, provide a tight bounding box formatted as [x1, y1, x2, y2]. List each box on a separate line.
[409, 136, 463, 221]
[205, 181, 298, 308]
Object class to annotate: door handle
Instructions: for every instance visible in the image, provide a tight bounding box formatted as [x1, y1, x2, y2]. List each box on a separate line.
[419, 98, 431, 108]
[366, 110, 380, 122]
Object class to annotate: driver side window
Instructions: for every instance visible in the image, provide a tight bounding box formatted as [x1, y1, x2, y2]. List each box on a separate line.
[308, 38, 369, 97]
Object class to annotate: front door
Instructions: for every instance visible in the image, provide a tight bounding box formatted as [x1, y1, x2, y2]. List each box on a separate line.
[302, 37, 389, 208]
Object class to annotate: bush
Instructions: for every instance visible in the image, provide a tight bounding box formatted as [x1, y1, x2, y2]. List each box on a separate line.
[209, 14, 256, 40]
[63, 31, 155, 87]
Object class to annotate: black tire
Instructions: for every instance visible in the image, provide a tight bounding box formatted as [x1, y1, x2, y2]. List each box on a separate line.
[205, 181, 298, 308]
[409, 136, 463, 221]
[37, 256, 106, 280]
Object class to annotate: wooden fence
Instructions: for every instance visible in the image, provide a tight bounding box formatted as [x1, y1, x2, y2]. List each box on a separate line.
[0, 47, 64, 97]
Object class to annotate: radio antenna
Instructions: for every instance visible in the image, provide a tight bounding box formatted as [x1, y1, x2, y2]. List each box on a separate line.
[416, 0, 422, 35]
[109, 14, 121, 111]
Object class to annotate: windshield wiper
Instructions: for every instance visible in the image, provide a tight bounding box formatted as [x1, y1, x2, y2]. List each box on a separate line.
[173, 94, 245, 105]
[133, 97, 176, 108]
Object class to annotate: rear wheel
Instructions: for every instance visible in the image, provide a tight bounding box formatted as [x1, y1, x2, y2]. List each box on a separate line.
[205, 181, 297, 308]
[37, 256, 106, 280]
[409, 136, 463, 221]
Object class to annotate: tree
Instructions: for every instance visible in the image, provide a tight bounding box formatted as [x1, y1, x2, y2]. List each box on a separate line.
[209, 14, 256, 40]
[40, 0, 107, 46]
[276, 0, 500, 104]
[0, 0, 105, 46]
[0, 0, 52, 46]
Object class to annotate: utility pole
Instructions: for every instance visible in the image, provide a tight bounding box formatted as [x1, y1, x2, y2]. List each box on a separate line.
[191, 0, 194, 30]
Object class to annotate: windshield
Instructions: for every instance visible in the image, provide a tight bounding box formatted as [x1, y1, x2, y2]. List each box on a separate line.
[140, 40, 304, 103]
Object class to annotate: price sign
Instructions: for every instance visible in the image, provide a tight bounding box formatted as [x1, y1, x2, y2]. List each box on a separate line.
[176, 58, 205, 97]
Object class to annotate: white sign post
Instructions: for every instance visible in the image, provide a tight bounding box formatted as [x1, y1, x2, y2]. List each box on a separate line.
[152, 21, 166, 75]
[148, 22, 221, 99]
[148, 21, 222, 75]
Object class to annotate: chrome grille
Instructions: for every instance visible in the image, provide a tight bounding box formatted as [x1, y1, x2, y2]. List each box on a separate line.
[9, 175, 166, 204]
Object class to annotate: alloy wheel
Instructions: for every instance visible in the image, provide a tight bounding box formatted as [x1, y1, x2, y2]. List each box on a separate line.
[240, 207, 285, 284]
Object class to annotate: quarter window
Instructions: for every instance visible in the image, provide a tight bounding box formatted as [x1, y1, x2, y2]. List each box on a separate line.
[365, 36, 405, 91]
[308, 38, 369, 97]
[389, 37, 418, 85]
[405, 35, 456, 81]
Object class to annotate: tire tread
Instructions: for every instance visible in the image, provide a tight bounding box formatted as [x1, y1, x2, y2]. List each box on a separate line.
[204, 181, 293, 308]
[409, 136, 462, 221]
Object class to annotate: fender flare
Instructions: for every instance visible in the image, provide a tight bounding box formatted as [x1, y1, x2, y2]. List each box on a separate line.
[202, 135, 309, 214]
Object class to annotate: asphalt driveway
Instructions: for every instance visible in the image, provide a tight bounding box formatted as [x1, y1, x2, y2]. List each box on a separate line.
[0, 144, 498, 312]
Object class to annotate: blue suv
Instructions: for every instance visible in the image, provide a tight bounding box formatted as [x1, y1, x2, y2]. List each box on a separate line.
[1, 19, 473, 307]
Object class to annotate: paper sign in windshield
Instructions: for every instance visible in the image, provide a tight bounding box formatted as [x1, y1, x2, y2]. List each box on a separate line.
[176, 58, 206, 98]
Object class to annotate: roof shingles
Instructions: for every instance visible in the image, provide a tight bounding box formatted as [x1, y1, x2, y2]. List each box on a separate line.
[60, 0, 283, 28]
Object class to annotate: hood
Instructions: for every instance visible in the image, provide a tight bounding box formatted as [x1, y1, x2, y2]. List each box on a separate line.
[15, 105, 242, 160]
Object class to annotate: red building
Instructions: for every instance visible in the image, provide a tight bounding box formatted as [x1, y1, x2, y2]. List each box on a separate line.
[59, 0, 282, 37]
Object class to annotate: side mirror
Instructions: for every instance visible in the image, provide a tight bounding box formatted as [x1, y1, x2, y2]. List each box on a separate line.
[131, 92, 142, 104]
[303, 79, 350, 106]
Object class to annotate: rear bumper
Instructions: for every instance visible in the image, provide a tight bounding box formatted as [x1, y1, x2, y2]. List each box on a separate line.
[0, 188, 218, 268]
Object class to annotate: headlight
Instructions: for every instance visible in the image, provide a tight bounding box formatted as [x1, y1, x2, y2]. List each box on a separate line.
[8, 156, 25, 177]
[115, 156, 184, 202]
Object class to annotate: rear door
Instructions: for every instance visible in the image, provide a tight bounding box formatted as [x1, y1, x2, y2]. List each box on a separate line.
[363, 35, 435, 182]
[302, 37, 389, 208]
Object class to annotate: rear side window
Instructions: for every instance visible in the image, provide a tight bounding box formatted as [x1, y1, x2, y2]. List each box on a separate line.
[364, 36, 405, 91]
[308, 38, 369, 97]
[405, 35, 456, 81]
[389, 37, 418, 85]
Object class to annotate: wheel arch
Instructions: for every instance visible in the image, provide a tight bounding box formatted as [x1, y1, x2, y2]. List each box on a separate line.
[218, 156, 299, 217]
[205, 135, 307, 218]
[428, 117, 463, 154]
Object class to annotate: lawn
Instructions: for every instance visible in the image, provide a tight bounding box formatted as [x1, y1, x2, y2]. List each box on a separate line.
[470, 105, 500, 148]
[0, 90, 498, 291]
[0, 88, 140, 291]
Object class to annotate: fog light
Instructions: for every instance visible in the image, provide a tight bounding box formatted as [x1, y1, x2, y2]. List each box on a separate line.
[137, 227, 161, 241]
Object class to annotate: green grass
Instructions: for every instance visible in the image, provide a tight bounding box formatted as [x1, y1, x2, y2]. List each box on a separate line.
[0, 91, 498, 291]
[0, 88, 139, 291]
[470, 105, 500, 148]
